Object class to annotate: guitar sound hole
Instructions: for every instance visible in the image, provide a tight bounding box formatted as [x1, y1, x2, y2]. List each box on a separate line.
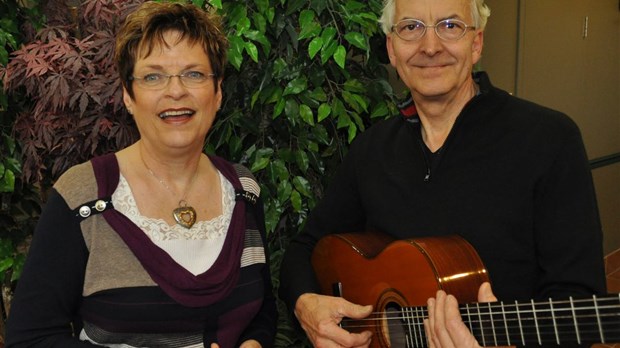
[384, 304, 408, 347]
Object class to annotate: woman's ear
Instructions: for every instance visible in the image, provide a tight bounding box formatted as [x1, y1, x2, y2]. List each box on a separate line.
[123, 87, 134, 115]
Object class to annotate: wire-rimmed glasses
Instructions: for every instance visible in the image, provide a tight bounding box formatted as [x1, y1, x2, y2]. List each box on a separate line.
[391, 19, 476, 41]
[130, 71, 217, 90]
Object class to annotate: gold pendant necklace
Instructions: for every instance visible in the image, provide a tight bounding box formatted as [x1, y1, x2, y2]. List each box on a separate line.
[140, 149, 199, 229]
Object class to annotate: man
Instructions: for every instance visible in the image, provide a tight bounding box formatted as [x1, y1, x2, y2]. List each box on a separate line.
[279, 0, 607, 347]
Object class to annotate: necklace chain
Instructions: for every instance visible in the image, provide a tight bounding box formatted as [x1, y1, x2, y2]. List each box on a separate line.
[139, 148, 199, 205]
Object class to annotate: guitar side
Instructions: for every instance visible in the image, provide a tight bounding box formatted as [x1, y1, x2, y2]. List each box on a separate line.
[311, 231, 490, 347]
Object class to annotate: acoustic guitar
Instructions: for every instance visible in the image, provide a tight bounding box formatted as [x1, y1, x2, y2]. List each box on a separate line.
[311, 231, 620, 347]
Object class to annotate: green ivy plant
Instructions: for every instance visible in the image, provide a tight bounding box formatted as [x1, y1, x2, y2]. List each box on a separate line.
[203, 0, 398, 345]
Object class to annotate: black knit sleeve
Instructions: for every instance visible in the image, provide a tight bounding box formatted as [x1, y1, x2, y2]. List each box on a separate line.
[5, 189, 100, 347]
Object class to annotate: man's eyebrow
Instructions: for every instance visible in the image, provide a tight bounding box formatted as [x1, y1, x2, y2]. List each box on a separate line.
[438, 14, 465, 22]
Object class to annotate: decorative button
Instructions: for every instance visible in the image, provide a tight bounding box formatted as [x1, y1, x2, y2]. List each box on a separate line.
[79, 206, 91, 217]
[94, 200, 107, 212]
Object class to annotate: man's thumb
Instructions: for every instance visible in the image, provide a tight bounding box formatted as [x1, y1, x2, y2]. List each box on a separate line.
[477, 282, 498, 303]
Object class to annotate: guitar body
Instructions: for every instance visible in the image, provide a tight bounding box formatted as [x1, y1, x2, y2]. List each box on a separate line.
[312, 231, 489, 347]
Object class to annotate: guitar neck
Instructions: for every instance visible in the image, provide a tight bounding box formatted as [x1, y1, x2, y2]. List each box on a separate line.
[401, 294, 620, 346]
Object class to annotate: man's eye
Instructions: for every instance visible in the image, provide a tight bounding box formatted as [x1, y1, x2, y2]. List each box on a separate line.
[143, 73, 163, 82]
[184, 71, 206, 80]
[402, 22, 422, 31]
[443, 21, 463, 30]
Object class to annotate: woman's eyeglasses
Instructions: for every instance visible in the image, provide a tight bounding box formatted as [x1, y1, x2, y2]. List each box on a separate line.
[130, 71, 216, 90]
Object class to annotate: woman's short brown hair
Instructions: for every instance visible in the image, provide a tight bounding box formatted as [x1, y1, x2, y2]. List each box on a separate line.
[115, 1, 228, 98]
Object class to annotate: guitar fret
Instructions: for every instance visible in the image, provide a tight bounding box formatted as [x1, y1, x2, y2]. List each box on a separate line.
[515, 300, 526, 346]
[415, 306, 424, 347]
[594, 295, 605, 343]
[549, 298, 560, 345]
[403, 306, 414, 347]
[569, 296, 582, 344]
[499, 301, 510, 346]
[476, 303, 487, 347]
[531, 299, 542, 345]
[487, 302, 498, 346]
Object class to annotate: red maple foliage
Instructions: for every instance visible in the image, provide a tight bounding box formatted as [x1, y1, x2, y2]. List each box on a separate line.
[0, 0, 143, 187]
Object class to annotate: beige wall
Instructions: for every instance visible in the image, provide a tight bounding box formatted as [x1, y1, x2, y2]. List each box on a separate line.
[481, 0, 620, 255]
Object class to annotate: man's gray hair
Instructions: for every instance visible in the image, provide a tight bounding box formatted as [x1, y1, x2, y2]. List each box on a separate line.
[379, 0, 491, 34]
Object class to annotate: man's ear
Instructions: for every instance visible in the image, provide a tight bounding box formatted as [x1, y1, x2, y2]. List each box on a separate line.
[471, 30, 484, 65]
[386, 34, 397, 67]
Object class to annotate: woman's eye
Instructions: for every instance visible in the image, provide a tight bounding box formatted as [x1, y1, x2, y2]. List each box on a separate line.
[185, 71, 205, 80]
[143, 73, 162, 82]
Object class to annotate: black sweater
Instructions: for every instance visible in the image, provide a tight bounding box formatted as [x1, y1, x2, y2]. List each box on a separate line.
[280, 72, 606, 310]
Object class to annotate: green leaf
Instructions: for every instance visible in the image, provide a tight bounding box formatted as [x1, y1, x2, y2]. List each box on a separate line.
[251, 13, 267, 33]
[347, 123, 358, 143]
[310, 0, 329, 14]
[0, 258, 14, 273]
[320, 39, 338, 65]
[277, 179, 293, 203]
[227, 36, 245, 70]
[273, 98, 285, 119]
[333, 45, 346, 69]
[253, 0, 269, 14]
[308, 36, 323, 59]
[337, 113, 352, 129]
[286, 0, 307, 15]
[244, 41, 259, 62]
[299, 104, 314, 126]
[317, 103, 331, 122]
[370, 101, 389, 118]
[344, 79, 366, 93]
[265, 7, 275, 23]
[311, 124, 330, 145]
[283, 77, 307, 96]
[299, 9, 315, 27]
[264, 86, 283, 105]
[250, 148, 273, 172]
[244, 30, 271, 56]
[298, 22, 322, 41]
[236, 17, 251, 35]
[290, 190, 302, 212]
[295, 150, 310, 174]
[0, 47, 8, 66]
[344, 31, 368, 50]
[342, 91, 369, 113]
[309, 88, 328, 102]
[0, 168, 15, 193]
[321, 27, 337, 43]
[292, 176, 312, 197]
[284, 99, 300, 121]
[268, 159, 290, 182]
[210, 0, 222, 8]
[227, 4, 248, 27]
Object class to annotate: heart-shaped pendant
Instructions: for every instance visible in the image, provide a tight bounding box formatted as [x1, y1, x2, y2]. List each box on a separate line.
[173, 204, 197, 229]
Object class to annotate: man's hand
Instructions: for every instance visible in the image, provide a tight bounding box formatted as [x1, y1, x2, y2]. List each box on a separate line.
[424, 282, 498, 348]
[295, 293, 373, 347]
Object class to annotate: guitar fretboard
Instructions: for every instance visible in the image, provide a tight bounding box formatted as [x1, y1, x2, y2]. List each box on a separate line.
[392, 294, 620, 347]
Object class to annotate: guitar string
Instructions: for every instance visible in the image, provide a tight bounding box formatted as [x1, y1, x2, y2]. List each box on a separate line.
[355, 298, 620, 320]
[341, 310, 620, 325]
[339, 318, 620, 345]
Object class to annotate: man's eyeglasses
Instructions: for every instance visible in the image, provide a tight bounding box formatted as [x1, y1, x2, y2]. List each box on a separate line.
[391, 19, 476, 41]
[130, 71, 216, 90]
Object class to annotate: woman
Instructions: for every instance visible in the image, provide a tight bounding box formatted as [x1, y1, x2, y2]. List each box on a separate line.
[6, 2, 277, 347]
